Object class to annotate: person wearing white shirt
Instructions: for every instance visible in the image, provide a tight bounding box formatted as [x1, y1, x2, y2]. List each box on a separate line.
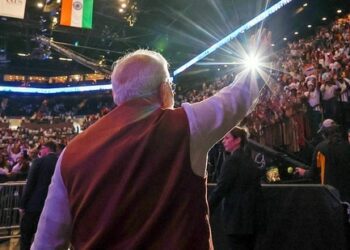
[32, 32, 272, 249]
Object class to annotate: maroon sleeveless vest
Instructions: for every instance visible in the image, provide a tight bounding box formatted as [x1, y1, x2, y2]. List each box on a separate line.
[61, 99, 213, 249]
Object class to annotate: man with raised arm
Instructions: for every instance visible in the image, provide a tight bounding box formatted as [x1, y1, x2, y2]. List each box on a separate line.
[32, 31, 271, 250]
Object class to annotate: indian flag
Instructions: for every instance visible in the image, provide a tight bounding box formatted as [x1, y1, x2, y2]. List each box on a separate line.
[60, 0, 93, 29]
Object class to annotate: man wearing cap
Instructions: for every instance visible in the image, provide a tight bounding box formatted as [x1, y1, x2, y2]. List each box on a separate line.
[31, 30, 272, 250]
[295, 119, 350, 202]
[19, 141, 58, 250]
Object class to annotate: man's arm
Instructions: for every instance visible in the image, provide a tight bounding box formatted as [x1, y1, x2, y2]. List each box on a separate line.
[183, 72, 264, 176]
[183, 30, 272, 177]
[295, 145, 320, 182]
[31, 150, 72, 250]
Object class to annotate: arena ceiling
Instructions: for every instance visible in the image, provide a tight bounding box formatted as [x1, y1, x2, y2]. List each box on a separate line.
[0, 0, 349, 77]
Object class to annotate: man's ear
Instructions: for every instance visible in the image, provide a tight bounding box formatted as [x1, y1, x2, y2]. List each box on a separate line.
[159, 82, 174, 109]
[112, 90, 118, 105]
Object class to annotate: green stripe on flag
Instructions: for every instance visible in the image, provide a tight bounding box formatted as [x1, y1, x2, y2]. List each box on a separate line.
[82, 0, 93, 29]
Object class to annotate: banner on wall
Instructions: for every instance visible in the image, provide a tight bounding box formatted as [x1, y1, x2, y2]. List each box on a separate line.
[0, 0, 26, 19]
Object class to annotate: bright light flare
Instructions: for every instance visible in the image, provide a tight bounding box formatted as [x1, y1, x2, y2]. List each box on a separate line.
[173, 0, 293, 76]
[243, 54, 262, 71]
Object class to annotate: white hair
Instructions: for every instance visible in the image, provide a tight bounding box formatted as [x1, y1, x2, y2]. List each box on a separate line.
[111, 49, 170, 105]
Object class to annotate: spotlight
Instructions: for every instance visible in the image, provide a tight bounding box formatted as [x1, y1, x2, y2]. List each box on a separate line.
[303, 3, 308, 7]
[322, 17, 327, 21]
[337, 9, 342, 14]
[307, 24, 312, 28]
[37, 2, 44, 8]
[118, 8, 124, 13]
[294, 31, 299, 35]
[283, 37, 287, 41]
[121, 3, 127, 8]
[243, 54, 262, 71]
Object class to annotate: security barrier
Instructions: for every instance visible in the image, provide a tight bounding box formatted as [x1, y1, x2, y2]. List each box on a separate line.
[0, 181, 25, 240]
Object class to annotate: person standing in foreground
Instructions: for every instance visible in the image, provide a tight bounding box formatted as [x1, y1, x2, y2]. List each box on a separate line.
[209, 127, 261, 250]
[19, 141, 58, 250]
[32, 31, 271, 250]
[295, 119, 350, 203]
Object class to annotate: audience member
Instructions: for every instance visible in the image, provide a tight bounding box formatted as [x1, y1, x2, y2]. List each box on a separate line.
[295, 119, 350, 202]
[209, 127, 261, 250]
[19, 141, 58, 250]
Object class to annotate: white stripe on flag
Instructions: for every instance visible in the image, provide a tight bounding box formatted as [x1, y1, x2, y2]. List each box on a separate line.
[71, 0, 83, 27]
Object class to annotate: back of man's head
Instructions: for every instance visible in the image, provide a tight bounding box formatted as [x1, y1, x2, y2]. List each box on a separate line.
[43, 141, 57, 153]
[111, 49, 170, 105]
[318, 119, 340, 138]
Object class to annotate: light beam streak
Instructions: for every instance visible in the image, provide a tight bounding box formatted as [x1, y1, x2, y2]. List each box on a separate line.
[0, 84, 112, 94]
[173, 0, 293, 76]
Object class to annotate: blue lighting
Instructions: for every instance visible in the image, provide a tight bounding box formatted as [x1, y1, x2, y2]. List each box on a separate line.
[173, 0, 293, 76]
[0, 84, 112, 94]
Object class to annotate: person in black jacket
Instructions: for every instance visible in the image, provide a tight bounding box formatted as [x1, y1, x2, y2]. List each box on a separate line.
[295, 119, 350, 203]
[209, 126, 261, 250]
[19, 141, 58, 250]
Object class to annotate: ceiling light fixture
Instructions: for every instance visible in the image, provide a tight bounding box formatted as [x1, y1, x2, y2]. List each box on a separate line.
[322, 17, 327, 21]
[59, 57, 72, 61]
[303, 3, 308, 7]
[307, 24, 312, 28]
[37, 2, 44, 8]
[337, 9, 342, 14]
[17, 53, 29, 57]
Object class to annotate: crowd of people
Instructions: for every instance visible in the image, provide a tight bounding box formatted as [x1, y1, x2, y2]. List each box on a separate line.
[0, 126, 74, 182]
[244, 15, 350, 153]
[0, 91, 114, 118]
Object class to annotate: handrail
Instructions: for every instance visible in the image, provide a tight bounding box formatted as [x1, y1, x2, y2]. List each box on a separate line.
[0, 181, 26, 241]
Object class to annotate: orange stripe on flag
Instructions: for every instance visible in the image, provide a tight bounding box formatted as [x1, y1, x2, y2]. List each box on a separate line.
[60, 0, 73, 26]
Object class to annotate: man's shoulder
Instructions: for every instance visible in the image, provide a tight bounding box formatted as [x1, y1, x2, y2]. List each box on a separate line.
[32, 157, 43, 165]
[45, 153, 59, 161]
[332, 140, 350, 152]
[316, 140, 329, 151]
[36, 153, 58, 165]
